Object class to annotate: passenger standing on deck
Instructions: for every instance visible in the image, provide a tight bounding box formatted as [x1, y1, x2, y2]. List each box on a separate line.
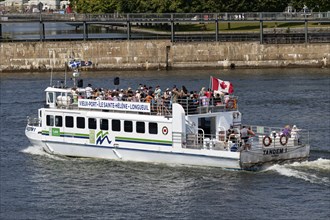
[85, 84, 93, 99]
[281, 125, 291, 137]
[240, 126, 255, 150]
[154, 85, 162, 115]
[171, 86, 180, 103]
[199, 87, 206, 98]
[180, 85, 188, 99]
[71, 88, 78, 104]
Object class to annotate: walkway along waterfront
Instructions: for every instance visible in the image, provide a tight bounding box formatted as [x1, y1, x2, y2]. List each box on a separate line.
[1, 12, 330, 43]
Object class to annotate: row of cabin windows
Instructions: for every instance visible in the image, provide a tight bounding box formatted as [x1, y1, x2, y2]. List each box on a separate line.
[46, 115, 158, 134]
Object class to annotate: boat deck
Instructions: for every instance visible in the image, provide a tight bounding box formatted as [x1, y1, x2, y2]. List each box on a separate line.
[52, 97, 238, 116]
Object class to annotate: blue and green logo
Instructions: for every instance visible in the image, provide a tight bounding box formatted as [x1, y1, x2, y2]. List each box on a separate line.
[96, 131, 112, 145]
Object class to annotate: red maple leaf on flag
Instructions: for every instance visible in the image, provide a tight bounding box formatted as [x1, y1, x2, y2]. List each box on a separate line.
[220, 81, 227, 89]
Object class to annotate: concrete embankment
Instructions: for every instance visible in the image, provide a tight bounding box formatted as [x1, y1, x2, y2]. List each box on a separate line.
[0, 40, 329, 72]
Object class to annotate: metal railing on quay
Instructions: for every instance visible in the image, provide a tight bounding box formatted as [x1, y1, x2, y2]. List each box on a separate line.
[1, 12, 329, 43]
[1, 12, 330, 23]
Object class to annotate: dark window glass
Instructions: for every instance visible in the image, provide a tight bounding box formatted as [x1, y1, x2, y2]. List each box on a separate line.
[100, 119, 108, 130]
[88, 118, 97, 129]
[136, 122, 145, 133]
[55, 116, 62, 127]
[65, 116, 74, 128]
[112, 119, 120, 131]
[46, 115, 54, 126]
[149, 123, 158, 134]
[124, 121, 133, 132]
[77, 117, 85, 129]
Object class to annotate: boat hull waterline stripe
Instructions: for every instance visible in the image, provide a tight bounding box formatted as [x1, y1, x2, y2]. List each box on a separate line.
[41, 131, 172, 146]
[42, 130, 89, 139]
[115, 136, 172, 146]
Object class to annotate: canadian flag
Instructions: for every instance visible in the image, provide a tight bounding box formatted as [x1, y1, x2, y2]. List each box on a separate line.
[211, 76, 234, 94]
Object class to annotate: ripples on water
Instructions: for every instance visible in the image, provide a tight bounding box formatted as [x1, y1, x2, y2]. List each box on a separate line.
[1, 68, 329, 219]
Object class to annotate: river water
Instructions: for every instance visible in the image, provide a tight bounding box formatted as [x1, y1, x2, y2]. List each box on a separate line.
[0, 68, 329, 219]
[1, 23, 149, 40]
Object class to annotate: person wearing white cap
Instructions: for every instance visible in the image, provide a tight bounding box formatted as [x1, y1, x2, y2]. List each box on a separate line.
[135, 90, 141, 102]
[85, 83, 93, 99]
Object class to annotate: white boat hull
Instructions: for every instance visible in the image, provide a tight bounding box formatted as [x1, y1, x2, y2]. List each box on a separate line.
[43, 141, 242, 169]
[26, 125, 310, 170]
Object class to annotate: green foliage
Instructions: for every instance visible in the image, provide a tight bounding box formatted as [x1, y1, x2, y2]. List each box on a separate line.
[71, 0, 330, 14]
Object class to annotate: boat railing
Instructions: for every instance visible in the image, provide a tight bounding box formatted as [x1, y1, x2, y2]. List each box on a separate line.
[56, 96, 238, 116]
[186, 130, 227, 150]
[27, 116, 41, 127]
[249, 125, 309, 148]
[184, 125, 309, 151]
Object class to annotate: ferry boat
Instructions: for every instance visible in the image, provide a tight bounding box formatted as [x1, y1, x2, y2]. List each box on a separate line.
[25, 72, 310, 170]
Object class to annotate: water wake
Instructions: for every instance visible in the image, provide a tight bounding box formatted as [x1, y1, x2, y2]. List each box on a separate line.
[21, 146, 67, 161]
[266, 158, 330, 185]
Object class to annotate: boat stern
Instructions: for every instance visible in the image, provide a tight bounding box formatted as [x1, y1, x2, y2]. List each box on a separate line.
[239, 144, 310, 170]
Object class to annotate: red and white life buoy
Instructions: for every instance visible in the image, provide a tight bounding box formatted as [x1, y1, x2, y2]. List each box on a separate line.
[162, 126, 168, 135]
[280, 135, 288, 146]
[263, 136, 272, 147]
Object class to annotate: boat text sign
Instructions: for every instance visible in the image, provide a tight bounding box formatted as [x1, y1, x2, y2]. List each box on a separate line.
[78, 99, 150, 113]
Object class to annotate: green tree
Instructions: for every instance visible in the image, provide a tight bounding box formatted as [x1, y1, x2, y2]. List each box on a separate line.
[70, 0, 330, 14]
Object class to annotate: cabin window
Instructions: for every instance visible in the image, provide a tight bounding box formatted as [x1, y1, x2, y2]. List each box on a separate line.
[55, 116, 62, 127]
[65, 116, 74, 128]
[47, 92, 54, 104]
[100, 119, 108, 130]
[88, 118, 97, 129]
[112, 119, 121, 132]
[46, 115, 54, 126]
[149, 123, 158, 134]
[77, 117, 85, 129]
[124, 121, 133, 133]
[136, 122, 145, 133]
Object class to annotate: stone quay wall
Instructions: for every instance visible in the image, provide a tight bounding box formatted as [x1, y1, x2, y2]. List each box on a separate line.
[0, 40, 329, 72]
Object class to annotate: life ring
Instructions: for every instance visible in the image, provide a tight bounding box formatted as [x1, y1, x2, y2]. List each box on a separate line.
[162, 126, 168, 135]
[263, 136, 272, 147]
[226, 99, 237, 109]
[280, 135, 288, 146]
[85, 61, 89, 66]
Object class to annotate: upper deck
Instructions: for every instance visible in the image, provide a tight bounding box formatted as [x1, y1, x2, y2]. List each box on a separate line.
[44, 86, 238, 116]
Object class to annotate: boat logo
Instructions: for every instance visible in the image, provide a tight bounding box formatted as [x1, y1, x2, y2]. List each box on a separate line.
[162, 126, 168, 135]
[96, 131, 112, 145]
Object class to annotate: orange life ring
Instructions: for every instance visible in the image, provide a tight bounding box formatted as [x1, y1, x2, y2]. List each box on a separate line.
[280, 135, 288, 146]
[263, 136, 272, 147]
[226, 99, 237, 109]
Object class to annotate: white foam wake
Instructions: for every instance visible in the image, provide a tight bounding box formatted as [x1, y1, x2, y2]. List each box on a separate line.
[289, 158, 330, 171]
[21, 145, 46, 155]
[266, 158, 330, 185]
[21, 146, 67, 161]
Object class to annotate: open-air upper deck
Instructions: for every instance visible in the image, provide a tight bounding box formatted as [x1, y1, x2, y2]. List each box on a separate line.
[44, 86, 238, 116]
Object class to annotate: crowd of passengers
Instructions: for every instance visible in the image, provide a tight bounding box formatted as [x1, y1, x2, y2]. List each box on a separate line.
[71, 83, 234, 108]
